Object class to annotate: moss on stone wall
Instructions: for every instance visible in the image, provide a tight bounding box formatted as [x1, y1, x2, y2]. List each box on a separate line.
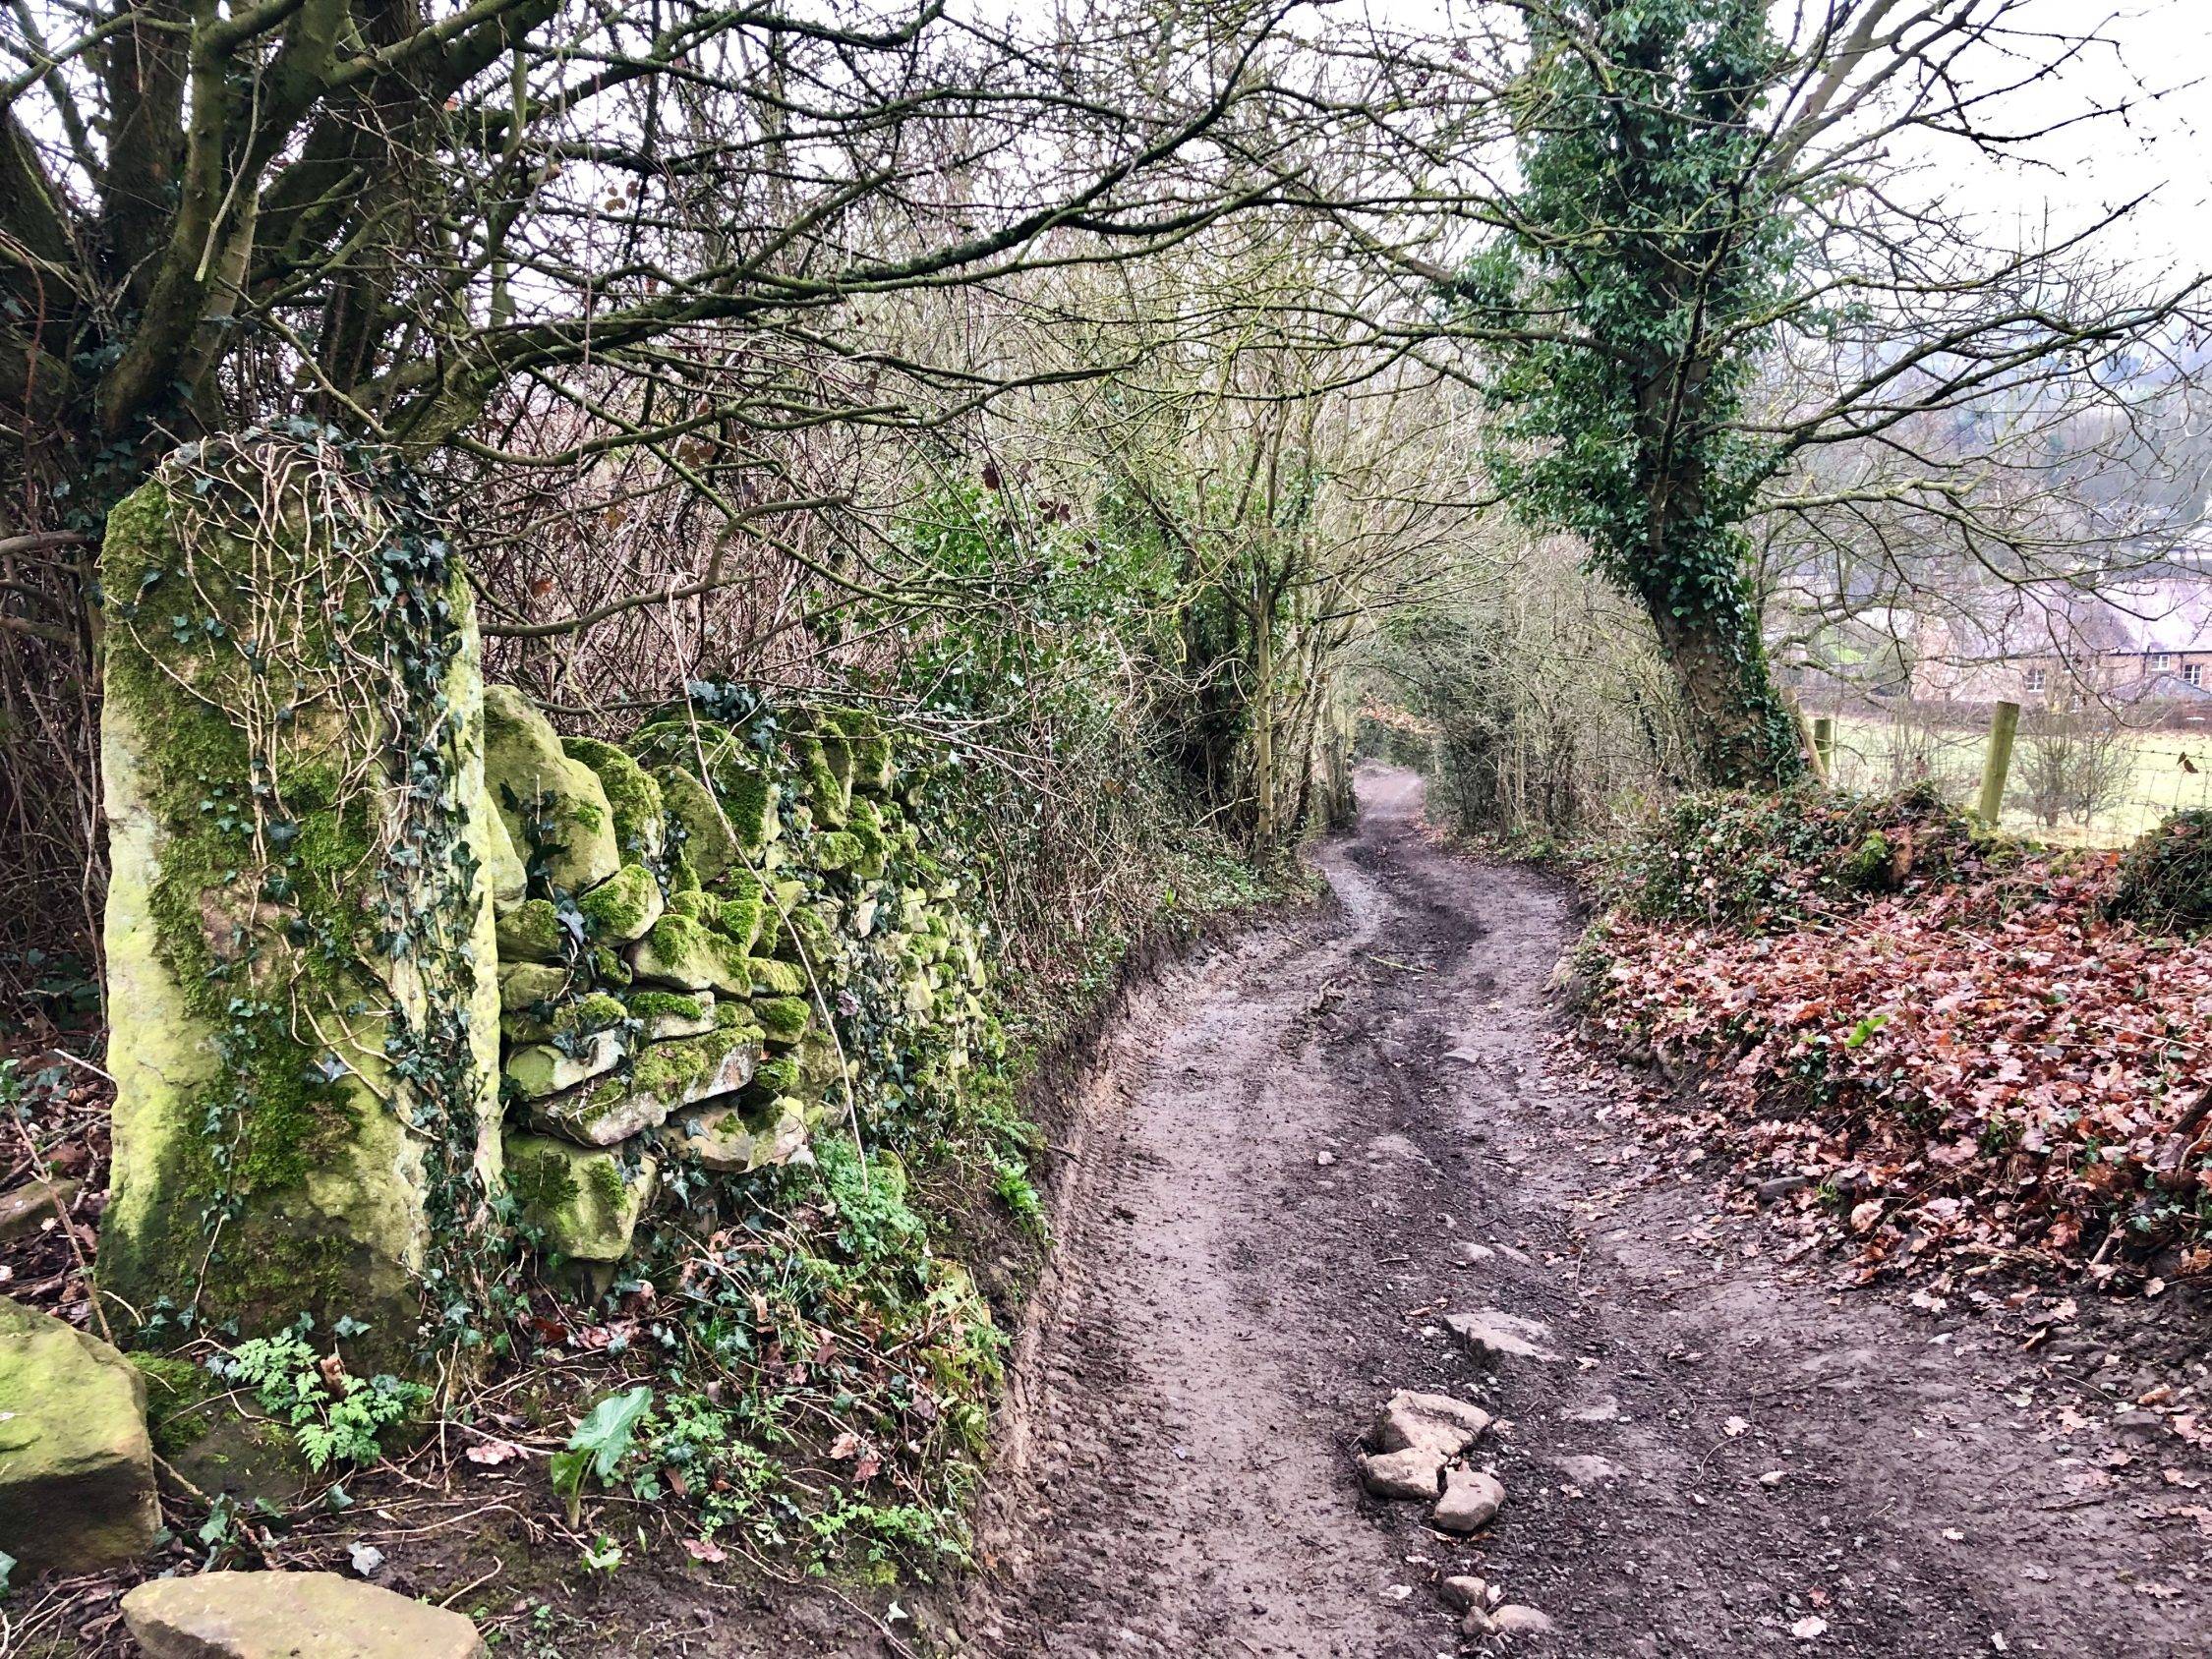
[575, 862, 664, 945]
[98, 473, 420, 1359]
[97, 440, 500, 1378]
[563, 737, 666, 862]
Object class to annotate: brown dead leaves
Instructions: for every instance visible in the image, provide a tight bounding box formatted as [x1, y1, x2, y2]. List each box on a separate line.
[1588, 848, 2212, 1282]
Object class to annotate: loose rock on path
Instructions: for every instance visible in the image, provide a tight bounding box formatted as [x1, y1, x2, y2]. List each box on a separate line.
[969, 767, 2212, 1658]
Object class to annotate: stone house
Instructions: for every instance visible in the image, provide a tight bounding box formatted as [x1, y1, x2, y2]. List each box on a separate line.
[1904, 579, 2212, 711]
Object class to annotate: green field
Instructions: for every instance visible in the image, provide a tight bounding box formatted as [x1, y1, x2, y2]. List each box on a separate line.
[1821, 712, 2212, 849]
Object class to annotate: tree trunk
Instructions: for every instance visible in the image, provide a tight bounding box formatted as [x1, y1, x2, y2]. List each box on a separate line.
[1252, 585, 1276, 846]
[1643, 595, 1808, 791]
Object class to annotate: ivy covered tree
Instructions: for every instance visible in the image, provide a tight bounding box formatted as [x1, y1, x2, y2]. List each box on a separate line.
[1458, 0, 1800, 787]
[1450, 0, 2208, 790]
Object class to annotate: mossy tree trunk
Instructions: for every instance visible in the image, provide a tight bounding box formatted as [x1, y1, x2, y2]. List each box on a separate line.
[1638, 556, 1808, 791]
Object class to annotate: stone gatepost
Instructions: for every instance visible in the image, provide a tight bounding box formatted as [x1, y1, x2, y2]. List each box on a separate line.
[96, 434, 502, 1374]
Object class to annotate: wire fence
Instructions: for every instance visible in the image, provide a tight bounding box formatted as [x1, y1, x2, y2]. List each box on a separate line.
[1814, 705, 2212, 849]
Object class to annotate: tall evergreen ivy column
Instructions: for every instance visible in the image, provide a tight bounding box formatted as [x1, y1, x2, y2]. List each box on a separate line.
[96, 432, 503, 1375]
[1457, 0, 1808, 789]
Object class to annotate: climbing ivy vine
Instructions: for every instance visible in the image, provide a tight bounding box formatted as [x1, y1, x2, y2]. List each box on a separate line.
[1454, 0, 1807, 789]
[100, 423, 504, 1369]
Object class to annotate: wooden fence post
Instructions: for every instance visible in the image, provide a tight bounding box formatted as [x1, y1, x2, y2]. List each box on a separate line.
[1975, 700, 2020, 826]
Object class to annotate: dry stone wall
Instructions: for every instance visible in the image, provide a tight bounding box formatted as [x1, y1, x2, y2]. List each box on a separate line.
[95, 433, 991, 1371]
[483, 690, 991, 1275]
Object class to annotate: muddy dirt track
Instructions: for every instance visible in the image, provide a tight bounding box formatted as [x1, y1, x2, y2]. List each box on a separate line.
[963, 767, 2212, 1659]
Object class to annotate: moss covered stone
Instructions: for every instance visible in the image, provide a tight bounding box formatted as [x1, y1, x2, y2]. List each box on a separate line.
[498, 960, 572, 1009]
[501, 1133, 655, 1262]
[743, 955, 807, 997]
[563, 736, 665, 862]
[495, 896, 568, 963]
[715, 761, 780, 851]
[504, 1027, 627, 1100]
[786, 720, 850, 830]
[629, 912, 721, 992]
[496, 962, 574, 1041]
[0, 1295, 158, 1573]
[773, 902, 839, 969]
[813, 830, 864, 872]
[633, 718, 780, 856]
[483, 805, 527, 913]
[828, 707, 894, 795]
[745, 1053, 803, 1101]
[714, 868, 766, 952]
[529, 1022, 764, 1146]
[483, 685, 620, 895]
[625, 989, 716, 1040]
[575, 860, 664, 946]
[797, 1027, 844, 1095]
[97, 452, 500, 1375]
[651, 765, 736, 885]
[754, 994, 812, 1049]
[659, 1098, 811, 1173]
[844, 797, 891, 880]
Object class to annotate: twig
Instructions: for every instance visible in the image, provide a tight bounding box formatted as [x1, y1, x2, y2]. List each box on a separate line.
[5, 1110, 108, 1344]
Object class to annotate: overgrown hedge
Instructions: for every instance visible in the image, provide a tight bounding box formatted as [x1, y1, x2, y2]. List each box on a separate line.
[2112, 808, 2212, 936]
[1604, 781, 1999, 932]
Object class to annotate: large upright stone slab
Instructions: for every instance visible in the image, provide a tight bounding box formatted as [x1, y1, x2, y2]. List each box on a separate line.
[483, 686, 620, 895]
[97, 437, 502, 1372]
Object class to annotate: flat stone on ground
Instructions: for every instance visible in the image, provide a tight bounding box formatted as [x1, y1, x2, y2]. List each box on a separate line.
[1555, 1452, 1628, 1485]
[1490, 1604, 1555, 1637]
[1371, 1389, 1490, 1459]
[1358, 1445, 1445, 1501]
[1431, 1466, 1505, 1533]
[1443, 1308, 1561, 1365]
[1440, 1573, 1489, 1611]
[0, 1176, 78, 1242]
[123, 1571, 486, 1658]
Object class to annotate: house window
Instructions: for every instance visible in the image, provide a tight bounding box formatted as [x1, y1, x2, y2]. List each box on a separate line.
[2152, 653, 2177, 672]
[2023, 667, 2047, 693]
[2189, 663, 2204, 689]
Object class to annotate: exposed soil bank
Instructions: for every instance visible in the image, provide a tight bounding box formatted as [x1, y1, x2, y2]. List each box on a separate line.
[965, 767, 2212, 1658]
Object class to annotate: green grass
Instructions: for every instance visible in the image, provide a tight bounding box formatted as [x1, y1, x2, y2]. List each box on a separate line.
[1821, 712, 2212, 848]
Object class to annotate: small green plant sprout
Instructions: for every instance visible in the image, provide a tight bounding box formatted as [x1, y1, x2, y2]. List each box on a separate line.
[580, 1535, 624, 1575]
[1842, 1011, 1891, 1050]
[991, 1154, 1045, 1235]
[218, 1319, 430, 1471]
[550, 1385, 654, 1524]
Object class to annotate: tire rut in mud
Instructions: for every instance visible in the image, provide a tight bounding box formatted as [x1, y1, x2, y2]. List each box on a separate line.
[968, 768, 2212, 1659]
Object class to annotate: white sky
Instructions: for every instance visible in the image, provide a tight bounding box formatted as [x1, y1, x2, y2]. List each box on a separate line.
[1332, 0, 2212, 283]
[1924, 0, 2212, 282]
